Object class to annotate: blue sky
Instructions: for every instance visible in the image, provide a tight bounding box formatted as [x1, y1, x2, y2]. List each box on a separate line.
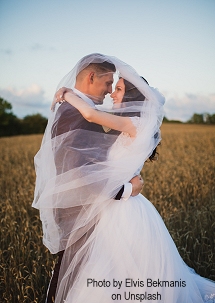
[0, 0, 215, 121]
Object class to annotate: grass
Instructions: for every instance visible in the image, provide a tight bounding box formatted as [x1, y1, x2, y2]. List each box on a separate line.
[0, 124, 215, 302]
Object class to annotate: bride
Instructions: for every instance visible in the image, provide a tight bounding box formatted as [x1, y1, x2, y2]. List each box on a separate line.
[33, 54, 215, 302]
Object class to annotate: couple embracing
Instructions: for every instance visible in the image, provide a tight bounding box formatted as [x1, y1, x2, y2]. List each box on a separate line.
[33, 53, 215, 303]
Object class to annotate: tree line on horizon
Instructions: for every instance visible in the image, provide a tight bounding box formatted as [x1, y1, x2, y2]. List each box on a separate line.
[0, 97, 48, 137]
[0, 97, 215, 137]
[163, 113, 215, 124]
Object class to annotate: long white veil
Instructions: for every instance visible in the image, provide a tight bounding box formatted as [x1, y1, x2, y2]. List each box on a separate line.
[32, 53, 165, 302]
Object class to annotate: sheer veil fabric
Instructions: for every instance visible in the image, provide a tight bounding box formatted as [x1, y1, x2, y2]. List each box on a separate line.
[32, 54, 215, 302]
[33, 54, 163, 248]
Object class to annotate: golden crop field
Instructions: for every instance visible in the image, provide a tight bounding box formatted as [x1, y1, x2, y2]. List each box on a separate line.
[0, 124, 215, 302]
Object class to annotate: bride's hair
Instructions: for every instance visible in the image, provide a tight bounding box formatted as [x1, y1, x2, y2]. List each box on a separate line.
[121, 76, 148, 103]
[148, 140, 160, 162]
[120, 77, 159, 162]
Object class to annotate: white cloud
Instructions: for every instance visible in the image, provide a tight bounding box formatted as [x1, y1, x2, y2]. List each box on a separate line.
[0, 84, 51, 117]
[163, 92, 215, 122]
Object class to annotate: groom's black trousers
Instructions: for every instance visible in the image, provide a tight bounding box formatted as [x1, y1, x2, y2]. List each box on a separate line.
[46, 250, 64, 303]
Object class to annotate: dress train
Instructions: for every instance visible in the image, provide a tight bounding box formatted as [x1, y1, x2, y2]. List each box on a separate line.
[64, 194, 215, 302]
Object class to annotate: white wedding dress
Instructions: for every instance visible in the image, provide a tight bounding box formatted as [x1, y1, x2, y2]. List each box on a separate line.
[64, 118, 215, 303]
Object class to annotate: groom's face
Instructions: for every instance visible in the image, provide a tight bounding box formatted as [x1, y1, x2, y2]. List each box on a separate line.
[90, 72, 114, 104]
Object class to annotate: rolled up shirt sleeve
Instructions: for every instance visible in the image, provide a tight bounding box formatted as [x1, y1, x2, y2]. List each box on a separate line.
[121, 182, 132, 201]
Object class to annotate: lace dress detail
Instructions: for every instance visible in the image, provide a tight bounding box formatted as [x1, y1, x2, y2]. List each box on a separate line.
[107, 117, 142, 171]
[111, 116, 141, 148]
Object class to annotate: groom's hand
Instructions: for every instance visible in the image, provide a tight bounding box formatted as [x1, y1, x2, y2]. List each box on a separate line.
[130, 175, 144, 196]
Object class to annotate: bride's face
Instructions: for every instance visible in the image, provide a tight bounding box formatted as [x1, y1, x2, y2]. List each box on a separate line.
[110, 78, 125, 104]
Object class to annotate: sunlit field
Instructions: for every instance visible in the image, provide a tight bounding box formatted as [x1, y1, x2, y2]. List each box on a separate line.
[0, 124, 215, 302]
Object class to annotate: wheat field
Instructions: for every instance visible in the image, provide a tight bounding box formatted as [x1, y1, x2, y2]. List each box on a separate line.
[0, 124, 215, 302]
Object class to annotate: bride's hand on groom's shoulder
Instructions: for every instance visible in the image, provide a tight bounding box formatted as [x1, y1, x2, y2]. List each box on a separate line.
[55, 87, 74, 102]
[51, 87, 74, 111]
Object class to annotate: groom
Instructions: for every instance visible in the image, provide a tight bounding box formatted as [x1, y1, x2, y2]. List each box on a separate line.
[46, 54, 143, 302]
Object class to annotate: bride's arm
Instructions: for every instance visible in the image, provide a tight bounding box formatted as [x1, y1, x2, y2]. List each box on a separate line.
[62, 92, 137, 137]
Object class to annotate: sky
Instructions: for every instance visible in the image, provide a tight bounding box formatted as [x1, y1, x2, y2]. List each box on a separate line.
[0, 0, 215, 121]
